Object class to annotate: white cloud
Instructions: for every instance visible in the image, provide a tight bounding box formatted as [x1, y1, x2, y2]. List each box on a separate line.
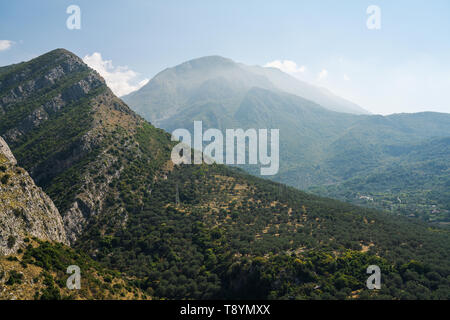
[317, 69, 328, 81]
[83, 52, 149, 97]
[137, 78, 150, 88]
[0, 40, 14, 51]
[343, 74, 350, 81]
[264, 60, 306, 75]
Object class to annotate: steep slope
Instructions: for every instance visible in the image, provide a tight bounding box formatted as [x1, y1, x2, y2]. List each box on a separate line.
[1, 50, 449, 299]
[0, 136, 146, 300]
[0, 136, 16, 164]
[242, 64, 369, 114]
[0, 137, 67, 255]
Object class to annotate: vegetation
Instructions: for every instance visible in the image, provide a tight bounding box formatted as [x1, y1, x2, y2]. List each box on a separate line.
[77, 162, 450, 299]
[0, 240, 145, 300]
[310, 137, 450, 224]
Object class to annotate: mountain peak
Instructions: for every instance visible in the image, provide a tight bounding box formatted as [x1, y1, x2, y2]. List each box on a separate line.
[178, 55, 236, 67]
[32, 48, 86, 68]
[48, 47, 79, 57]
[125, 54, 369, 117]
[167, 55, 239, 77]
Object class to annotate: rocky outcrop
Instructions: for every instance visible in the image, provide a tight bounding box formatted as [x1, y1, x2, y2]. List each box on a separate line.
[0, 137, 67, 255]
[0, 137, 16, 165]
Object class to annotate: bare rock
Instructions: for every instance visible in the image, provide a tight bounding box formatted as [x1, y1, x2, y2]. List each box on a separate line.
[0, 139, 68, 255]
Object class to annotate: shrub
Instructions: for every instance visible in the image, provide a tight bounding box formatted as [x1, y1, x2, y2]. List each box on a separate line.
[7, 235, 16, 249]
[1, 174, 11, 185]
[6, 270, 24, 285]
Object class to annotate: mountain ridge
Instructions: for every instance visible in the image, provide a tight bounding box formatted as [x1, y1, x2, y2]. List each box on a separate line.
[0, 48, 154, 243]
[123, 55, 369, 127]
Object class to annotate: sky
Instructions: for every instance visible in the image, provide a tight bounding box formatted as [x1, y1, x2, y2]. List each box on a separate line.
[0, 0, 449, 115]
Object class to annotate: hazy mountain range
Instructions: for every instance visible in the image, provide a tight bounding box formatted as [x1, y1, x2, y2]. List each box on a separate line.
[123, 56, 450, 223]
[124, 55, 369, 127]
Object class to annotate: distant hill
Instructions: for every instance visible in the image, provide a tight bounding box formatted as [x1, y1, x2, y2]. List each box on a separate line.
[311, 136, 450, 222]
[123, 56, 450, 223]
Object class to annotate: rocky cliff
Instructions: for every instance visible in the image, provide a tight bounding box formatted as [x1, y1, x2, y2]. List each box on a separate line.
[0, 137, 67, 255]
[0, 136, 16, 165]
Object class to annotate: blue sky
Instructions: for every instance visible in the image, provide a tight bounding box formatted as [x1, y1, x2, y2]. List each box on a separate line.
[0, 0, 449, 114]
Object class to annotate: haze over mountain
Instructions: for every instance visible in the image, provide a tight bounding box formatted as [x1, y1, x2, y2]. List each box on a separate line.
[240, 63, 369, 115]
[123, 56, 369, 127]
[0, 49, 449, 299]
[123, 56, 450, 223]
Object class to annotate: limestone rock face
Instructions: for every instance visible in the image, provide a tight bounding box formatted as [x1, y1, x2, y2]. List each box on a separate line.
[0, 138, 67, 255]
[0, 137, 16, 165]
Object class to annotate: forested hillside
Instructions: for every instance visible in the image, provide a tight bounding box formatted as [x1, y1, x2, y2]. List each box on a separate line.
[78, 163, 450, 299]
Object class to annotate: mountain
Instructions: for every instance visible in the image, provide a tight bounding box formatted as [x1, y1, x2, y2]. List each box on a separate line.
[1, 49, 449, 299]
[123, 56, 450, 223]
[0, 49, 175, 244]
[123, 56, 369, 128]
[0, 136, 67, 255]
